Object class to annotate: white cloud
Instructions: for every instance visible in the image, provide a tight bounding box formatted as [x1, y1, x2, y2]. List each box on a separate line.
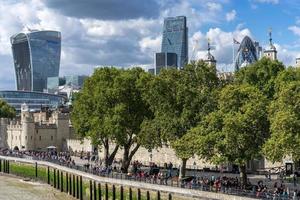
[206, 2, 222, 11]
[288, 26, 300, 37]
[226, 10, 237, 22]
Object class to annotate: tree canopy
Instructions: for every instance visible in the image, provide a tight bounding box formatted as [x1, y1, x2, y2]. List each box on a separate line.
[0, 100, 15, 118]
[141, 61, 220, 177]
[72, 67, 153, 171]
[234, 57, 285, 99]
[193, 84, 269, 185]
[263, 81, 300, 162]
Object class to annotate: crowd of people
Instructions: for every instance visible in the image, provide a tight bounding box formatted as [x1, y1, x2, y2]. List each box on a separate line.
[1, 148, 300, 199]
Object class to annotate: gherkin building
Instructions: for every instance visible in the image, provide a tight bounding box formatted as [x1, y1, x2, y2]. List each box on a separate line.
[234, 36, 258, 71]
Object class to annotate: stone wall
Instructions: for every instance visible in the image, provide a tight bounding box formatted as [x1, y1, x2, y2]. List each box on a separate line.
[66, 138, 93, 152]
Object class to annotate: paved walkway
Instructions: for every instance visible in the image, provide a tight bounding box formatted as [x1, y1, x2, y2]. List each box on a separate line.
[0, 174, 75, 200]
[0, 155, 259, 200]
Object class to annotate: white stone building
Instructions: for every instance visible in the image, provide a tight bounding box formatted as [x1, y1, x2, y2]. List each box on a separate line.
[6, 104, 75, 151]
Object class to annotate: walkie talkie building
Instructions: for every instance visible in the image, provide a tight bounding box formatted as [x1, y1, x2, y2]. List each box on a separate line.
[11, 30, 61, 92]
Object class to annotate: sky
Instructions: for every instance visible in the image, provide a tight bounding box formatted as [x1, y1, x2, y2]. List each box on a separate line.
[1, 0, 300, 89]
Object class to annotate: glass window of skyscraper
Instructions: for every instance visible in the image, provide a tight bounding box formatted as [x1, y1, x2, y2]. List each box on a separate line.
[11, 30, 61, 92]
[161, 16, 188, 69]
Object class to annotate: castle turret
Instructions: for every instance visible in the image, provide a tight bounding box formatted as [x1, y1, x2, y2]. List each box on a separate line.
[203, 39, 217, 70]
[53, 111, 70, 151]
[263, 28, 277, 60]
[21, 103, 35, 150]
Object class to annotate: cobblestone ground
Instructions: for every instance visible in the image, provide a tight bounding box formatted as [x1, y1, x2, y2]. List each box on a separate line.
[0, 174, 75, 200]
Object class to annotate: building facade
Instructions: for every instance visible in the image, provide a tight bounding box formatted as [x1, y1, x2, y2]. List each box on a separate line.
[0, 90, 66, 113]
[161, 16, 188, 69]
[155, 52, 177, 74]
[6, 104, 75, 151]
[234, 36, 259, 71]
[11, 30, 61, 92]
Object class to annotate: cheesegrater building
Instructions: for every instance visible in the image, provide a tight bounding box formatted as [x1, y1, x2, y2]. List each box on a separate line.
[159, 16, 188, 70]
[11, 30, 61, 92]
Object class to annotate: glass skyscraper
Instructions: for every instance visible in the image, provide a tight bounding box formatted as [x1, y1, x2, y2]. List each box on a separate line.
[234, 36, 258, 71]
[161, 16, 188, 69]
[155, 52, 177, 74]
[11, 30, 61, 92]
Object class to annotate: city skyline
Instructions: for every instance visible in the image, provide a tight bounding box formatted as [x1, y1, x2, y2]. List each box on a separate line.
[1, 0, 300, 89]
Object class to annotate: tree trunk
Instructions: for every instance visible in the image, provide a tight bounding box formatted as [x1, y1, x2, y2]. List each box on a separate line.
[103, 139, 119, 167]
[179, 158, 187, 180]
[107, 145, 119, 166]
[103, 140, 110, 168]
[121, 144, 140, 173]
[121, 147, 130, 173]
[239, 164, 247, 188]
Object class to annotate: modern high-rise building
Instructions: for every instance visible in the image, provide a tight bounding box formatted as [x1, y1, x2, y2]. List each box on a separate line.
[11, 30, 61, 92]
[234, 36, 258, 71]
[155, 52, 177, 74]
[161, 16, 188, 69]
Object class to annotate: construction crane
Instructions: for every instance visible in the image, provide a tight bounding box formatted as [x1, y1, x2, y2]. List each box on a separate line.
[189, 38, 199, 63]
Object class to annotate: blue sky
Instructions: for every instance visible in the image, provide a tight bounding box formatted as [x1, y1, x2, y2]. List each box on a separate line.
[0, 0, 300, 90]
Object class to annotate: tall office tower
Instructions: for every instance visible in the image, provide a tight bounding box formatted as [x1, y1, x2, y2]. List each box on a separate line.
[161, 16, 188, 69]
[155, 52, 177, 74]
[234, 36, 258, 71]
[11, 30, 61, 92]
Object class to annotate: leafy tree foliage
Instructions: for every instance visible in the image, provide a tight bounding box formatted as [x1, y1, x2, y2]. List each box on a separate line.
[141, 61, 220, 178]
[72, 67, 121, 167]
[235, 57, 285, 99]
[72, 67, 153, 171]
[263, 81, 300, 162]
[0, 100, 15, 118]
[193, 84, 269, 185]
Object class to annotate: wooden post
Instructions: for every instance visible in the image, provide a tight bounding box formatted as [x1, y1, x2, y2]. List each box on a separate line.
[98, 183, 102, 200]
[137, 189, 141, 200]
[80, 176, 83, 200]
[69, 174, 72, 195]
[157, 191, 161, 200]
[54, 169, 56, 188]
[89, 180, 93, 200]
[57, 170, 60, 190]
[146, 191, 150, 200]
[77, 176, 79, 199]
[129, 188, 132, 200]
[168, 193, 172, 200]
[66, 173, 69, 193]
[0, 159, 2, 172]
[7, 160, 9, 174]
[105, 183, 108, 200]
[112, 185, 116, 200]
[60, 171, 63, 192]
[93, 181, 96, 200]
[73, 174, 76, 197]
[35, 162, 38, 178]
[120, 186, 124, 200]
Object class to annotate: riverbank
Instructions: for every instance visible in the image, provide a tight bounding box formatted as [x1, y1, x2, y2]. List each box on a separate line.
[0, 174, 75, 200]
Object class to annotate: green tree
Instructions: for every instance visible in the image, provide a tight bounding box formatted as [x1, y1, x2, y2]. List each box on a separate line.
[263, 81, 300, 162]
[71, 67, 121, 167]
[235, 57, 285, 99]
[142, 61, 219, 178]
[194, 84, 269, 186]
[72, 67, 153, 171]
[0, 100, 15, 118]
[274, 66, 300, 92]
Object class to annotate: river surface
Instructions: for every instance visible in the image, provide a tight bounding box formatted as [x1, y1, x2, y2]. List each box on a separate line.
[0, 174, 74, 200]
